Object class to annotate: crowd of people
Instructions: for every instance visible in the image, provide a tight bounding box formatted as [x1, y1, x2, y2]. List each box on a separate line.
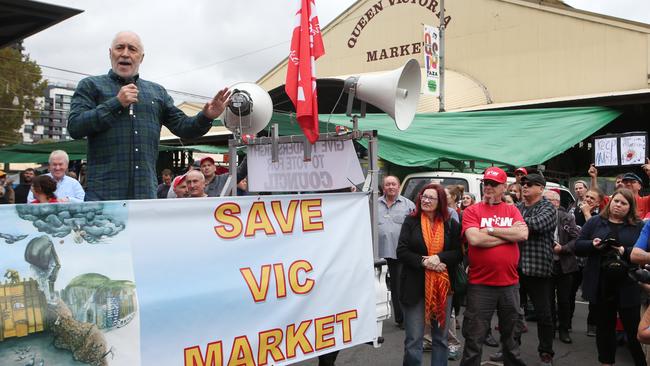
[3, 28, 650, 366]
[379, 163, 650, 366]
[0, 151, 244, 206]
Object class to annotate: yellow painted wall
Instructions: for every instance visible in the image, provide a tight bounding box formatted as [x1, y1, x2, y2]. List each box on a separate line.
[258, 0, 650, 108]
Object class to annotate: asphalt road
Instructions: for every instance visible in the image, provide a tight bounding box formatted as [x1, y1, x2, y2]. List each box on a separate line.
[297, 301, 637, 365]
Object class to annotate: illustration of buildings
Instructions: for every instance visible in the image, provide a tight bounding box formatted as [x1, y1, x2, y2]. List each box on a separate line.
[0, 277, 47, 341]
[61, 273, 137, 330]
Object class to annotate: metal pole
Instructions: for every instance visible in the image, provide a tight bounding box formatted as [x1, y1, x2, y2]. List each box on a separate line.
[227, 141, 237, 196]
[438, 0, 446, 112]
[368, 131, 379, 260]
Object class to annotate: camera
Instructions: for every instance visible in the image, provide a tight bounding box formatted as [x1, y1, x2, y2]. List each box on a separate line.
[596, 237, 619, 250]
[629, 265, 650, 284]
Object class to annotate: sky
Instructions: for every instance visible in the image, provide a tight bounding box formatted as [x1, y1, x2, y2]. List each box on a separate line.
[21, 0, 650, 104]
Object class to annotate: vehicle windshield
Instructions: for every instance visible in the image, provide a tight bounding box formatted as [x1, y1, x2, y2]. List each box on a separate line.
[401, 177, 469, 202]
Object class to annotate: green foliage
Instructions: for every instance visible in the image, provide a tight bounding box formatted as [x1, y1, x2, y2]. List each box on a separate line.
[0, 47, 47, 146]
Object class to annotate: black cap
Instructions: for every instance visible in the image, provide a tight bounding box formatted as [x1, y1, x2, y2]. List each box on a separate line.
[622, 172, 642, 183]
[521, 173, 546, 187]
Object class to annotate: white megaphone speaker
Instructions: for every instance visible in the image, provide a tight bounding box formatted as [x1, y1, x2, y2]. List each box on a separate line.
[221, 82, 273, 137]
[343, 58, 421, 130]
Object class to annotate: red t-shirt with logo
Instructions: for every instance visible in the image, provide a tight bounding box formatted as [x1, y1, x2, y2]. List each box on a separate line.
[462, 201, 524, 286]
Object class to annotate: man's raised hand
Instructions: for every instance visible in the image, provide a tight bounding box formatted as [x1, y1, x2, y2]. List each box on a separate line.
[203, 87, 231, 120]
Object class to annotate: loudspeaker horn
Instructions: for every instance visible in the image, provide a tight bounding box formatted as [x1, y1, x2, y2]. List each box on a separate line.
[344, 58, 421, 130]
[222, 82, 273, 136]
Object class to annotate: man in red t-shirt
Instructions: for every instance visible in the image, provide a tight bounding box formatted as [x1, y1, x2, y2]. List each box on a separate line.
[460, 167, 529, 366]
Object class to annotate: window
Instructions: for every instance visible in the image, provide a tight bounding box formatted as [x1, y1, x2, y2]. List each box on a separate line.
[401, 177, 469, 202]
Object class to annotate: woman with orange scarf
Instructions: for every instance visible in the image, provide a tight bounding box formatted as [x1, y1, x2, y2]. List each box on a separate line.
[397, 183, 462, 366]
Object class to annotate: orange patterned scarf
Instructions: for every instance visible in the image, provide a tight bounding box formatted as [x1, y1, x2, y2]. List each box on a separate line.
[421, 214, 451, 328]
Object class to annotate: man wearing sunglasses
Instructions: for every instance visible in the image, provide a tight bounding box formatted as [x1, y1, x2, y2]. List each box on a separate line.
[460, 167, 528, 366]
[517, 173, 557, 366]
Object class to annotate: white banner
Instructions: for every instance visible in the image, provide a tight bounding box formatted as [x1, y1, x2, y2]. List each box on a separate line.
[423, 24, 440, 96]
[0, 193, 377, 366]
[247, 140, 365, 192]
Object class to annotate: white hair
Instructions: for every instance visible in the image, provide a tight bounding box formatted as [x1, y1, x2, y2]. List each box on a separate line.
[186, 169, 205, 182]
[49, 150, 69, 164]
[543, 190, 560, 201]
[111, 31, 144, 51]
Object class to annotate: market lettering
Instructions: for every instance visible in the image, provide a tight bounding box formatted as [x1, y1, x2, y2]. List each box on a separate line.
[240, 260, 315, 303]
[183, 310, 358, 366]
[214, 199, 324, 239]
[348, 0, 451, 48]
[367, 42, 421, 62]
[480, 217, 514, 228]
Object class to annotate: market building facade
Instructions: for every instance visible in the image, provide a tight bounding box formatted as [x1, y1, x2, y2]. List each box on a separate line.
[257, 0, 650, 185]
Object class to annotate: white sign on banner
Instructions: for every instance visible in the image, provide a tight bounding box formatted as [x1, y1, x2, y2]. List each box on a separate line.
[620, 135, 647, 165]
[594, 137, 618, 167]
[0, 193, 377, 366]
[247, 140, 365, 192]
[130, 194, 377, 365]
[423, 24, 440, 96]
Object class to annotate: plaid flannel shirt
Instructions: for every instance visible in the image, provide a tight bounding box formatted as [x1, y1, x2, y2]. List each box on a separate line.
[68, 70, 212, 201]
[518, 198, 556, 277]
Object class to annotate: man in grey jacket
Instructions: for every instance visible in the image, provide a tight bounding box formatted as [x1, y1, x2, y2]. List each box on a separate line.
[544, 189, 580, 344]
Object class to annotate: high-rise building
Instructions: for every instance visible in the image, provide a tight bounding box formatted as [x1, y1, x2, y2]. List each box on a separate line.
[21, 84, 75, 143]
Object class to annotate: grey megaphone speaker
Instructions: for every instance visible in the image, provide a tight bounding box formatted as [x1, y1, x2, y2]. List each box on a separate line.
[344, 58, 421, 130]
[222, 82, 273, 136]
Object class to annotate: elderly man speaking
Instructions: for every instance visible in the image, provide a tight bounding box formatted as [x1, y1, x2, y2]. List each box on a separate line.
[68, 31, 231, 201]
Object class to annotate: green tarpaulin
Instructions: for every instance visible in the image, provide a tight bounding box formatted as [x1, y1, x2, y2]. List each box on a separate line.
[0, 140, 211, 163]
[183, 145, 232, 154]
[1, 107, 620, 168]
[269, 107, 621, 169]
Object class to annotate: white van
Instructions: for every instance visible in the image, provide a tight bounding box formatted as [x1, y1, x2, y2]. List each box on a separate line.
[399, 171, 575, 209]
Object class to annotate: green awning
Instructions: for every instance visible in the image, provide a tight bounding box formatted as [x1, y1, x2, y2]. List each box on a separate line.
[1, 107, 620, 168]
[183, 144, 231, 154]
[0, 140, 201, 163]
[269, 107, 621, 169]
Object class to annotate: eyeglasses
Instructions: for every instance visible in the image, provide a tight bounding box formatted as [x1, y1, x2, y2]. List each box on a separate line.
[483, 180, 500, 187]
[420, 195, 438, 202]
[522, 182, 542, 187]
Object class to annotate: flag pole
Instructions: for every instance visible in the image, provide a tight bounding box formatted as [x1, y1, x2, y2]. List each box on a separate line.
[438, 0, 445, 113]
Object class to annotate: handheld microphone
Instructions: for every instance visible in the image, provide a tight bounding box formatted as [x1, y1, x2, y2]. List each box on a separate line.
[125, 77, 136, 117]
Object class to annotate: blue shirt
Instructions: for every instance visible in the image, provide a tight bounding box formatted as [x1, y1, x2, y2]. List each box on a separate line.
[634, 220, 650, 250]
[377, 195, 415, 259]
[27, 174, 85, 203]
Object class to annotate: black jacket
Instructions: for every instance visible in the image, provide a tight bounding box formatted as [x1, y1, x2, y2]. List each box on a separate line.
[555, 207, 581, 274]
[396, 215, 462, 305]
[575, 215, 643, 307]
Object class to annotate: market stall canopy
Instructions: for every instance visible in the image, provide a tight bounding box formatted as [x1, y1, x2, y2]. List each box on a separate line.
[0, 140, 220, 163]
[268, 107, 621, 170]
[1, 107, 620, 168]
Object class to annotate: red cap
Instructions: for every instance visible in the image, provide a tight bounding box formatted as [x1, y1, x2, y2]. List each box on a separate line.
[172, 174, 186, 189]
[515, 167, 528, 175]
[483, 167, 507, 184]
[200, 156, 215, 165]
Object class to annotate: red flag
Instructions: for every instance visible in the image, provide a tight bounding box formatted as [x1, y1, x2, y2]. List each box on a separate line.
[285, 0, 325, 144]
